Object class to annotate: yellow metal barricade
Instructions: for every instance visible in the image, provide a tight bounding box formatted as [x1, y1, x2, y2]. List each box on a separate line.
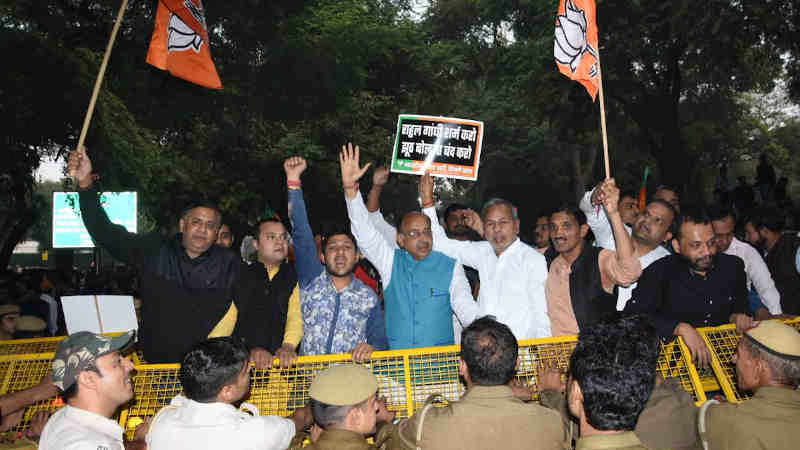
[657, 338, 706, 405]
[0, 326, 718, 439]
[699, 317, 800, 403]
[0, 354, 65, 432]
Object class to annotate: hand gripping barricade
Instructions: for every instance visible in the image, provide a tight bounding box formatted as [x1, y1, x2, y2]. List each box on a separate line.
[1, 321, 795, 439]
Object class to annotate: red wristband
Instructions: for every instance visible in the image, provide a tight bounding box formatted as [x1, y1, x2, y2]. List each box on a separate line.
[422, 200, 435, 208]
[287, 180, 301, 188]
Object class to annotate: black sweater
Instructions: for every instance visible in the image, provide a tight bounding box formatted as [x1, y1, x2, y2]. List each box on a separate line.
[79, 188, 239, 363]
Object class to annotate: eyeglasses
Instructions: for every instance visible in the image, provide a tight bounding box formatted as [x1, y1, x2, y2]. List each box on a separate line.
[404, 229, 432, 239]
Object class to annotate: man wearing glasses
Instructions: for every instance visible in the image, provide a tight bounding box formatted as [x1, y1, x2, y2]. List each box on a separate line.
[341, 143, 478, 350]
[68, 146, 241, 363]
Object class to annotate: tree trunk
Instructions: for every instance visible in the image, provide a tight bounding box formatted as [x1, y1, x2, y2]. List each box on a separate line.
[0, 170, 39, 270]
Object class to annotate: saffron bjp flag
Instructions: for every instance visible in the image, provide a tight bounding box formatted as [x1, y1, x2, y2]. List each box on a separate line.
[146, 0, 222, 89]
[554, 0, 599, 100]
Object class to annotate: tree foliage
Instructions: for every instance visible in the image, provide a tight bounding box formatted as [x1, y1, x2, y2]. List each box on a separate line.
[2, 0, 800, 264]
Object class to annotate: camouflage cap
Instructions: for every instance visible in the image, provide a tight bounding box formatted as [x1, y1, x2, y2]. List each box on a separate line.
[52, 330, 135, 391]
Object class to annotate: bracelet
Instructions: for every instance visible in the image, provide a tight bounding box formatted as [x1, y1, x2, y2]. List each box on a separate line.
[344, 182, 359, 190]
[421, 200, 435, 208]
[287, 180, 301, 188]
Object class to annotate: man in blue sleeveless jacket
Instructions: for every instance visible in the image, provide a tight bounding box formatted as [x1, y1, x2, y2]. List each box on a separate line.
[341, 143, 478, 350]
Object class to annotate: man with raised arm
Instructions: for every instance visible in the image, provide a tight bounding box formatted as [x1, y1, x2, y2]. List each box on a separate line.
[68, 146, 240, 363]
[341, 144, 477, 349]
[284, 156, 388, 361]
[419, 173, 550, 339]
[546, 179, 642, 336]
[579, 181, 677, 310]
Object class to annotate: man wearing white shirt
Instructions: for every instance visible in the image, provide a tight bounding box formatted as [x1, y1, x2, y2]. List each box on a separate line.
[580, 185, 676, 311]
[419, 172, 551, 340]
[147, 336, 310, 450]
[39, 330, 147, 450]
[709, 206, 779, 319]
[341, 144, 478, 349]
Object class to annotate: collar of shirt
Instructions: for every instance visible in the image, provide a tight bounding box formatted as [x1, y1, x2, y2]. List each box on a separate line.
[576, 431, 643, 450]
[63, 405, 124, 440]
[496, 238, 522, 260]
[319, 270, 360, 294]
[753, 385, 800, 406]
[461, 384, 517, 400]
[317, 428, 367, 445]
[169, 394, 255, 420]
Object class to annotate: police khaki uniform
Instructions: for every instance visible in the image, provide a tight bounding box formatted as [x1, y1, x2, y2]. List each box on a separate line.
[390, 385, 567, 450]
[305, 365, 396, 450]
[576, 432, 648, 450]
[541, 377, 700, 450]
[698, 320, 800, 450]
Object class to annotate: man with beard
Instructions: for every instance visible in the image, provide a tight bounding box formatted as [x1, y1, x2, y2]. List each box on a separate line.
[419, 173, 550, 340]
[709, 205, 780, 318]
[533, 212, 558, 268]
[68, 146, 240, 363]
[283, 156, 387, 361]
[233, 217, 303, 369]
[747, 208, 800, 315]
[625, 208, 752, 367]
[342, 144, 477, 349]
[546, 179, 641, 336]
[580, 182, 678, 310]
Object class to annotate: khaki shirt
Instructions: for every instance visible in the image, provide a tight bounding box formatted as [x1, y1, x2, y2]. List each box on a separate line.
[388, 385, 567, 450]
[305, 429, 376, 450]
[636, 378, 701, 450]
[576, 432, 648, 450]
[701, 386, 800, 450]
[540, 378, 700, 450]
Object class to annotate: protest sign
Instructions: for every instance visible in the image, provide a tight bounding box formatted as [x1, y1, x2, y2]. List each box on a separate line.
[61, 295, 138, 335]
[391, 115, 483, 181]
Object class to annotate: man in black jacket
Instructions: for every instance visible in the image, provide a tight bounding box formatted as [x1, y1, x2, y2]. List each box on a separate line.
[625, 207, 752, 368]
[68, 146, 240, 363]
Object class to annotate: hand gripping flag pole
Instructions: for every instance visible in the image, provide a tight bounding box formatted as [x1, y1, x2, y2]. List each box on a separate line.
[76, 0, 130, 152]
[554, 0, 610, 179]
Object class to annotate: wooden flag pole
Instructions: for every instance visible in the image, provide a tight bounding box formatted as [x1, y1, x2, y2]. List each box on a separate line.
[597, 64, 611, 180]
[76, 0, 130, 151]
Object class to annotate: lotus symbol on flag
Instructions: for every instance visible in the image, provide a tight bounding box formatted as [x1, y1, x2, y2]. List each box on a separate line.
[167, 13, 204, 53]
[554, 0, 598, 75]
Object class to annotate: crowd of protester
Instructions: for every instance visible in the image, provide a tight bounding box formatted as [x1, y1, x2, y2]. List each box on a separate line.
[0, 145, 798, 449]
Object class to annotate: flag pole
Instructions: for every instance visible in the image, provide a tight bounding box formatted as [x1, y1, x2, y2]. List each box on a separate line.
[76, 0, 130, 151]
[597, 63, 611, 180]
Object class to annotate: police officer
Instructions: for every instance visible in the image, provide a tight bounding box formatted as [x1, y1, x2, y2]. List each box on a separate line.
[392, 317, 566, 450]
[305, 364, 396, 450]
[699, 320, 800, 449]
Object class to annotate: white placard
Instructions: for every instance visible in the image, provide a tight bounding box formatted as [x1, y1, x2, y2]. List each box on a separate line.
[61, 295, 138, 335]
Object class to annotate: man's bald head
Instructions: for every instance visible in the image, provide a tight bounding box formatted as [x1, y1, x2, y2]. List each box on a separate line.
[397, 212, 433, 261]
